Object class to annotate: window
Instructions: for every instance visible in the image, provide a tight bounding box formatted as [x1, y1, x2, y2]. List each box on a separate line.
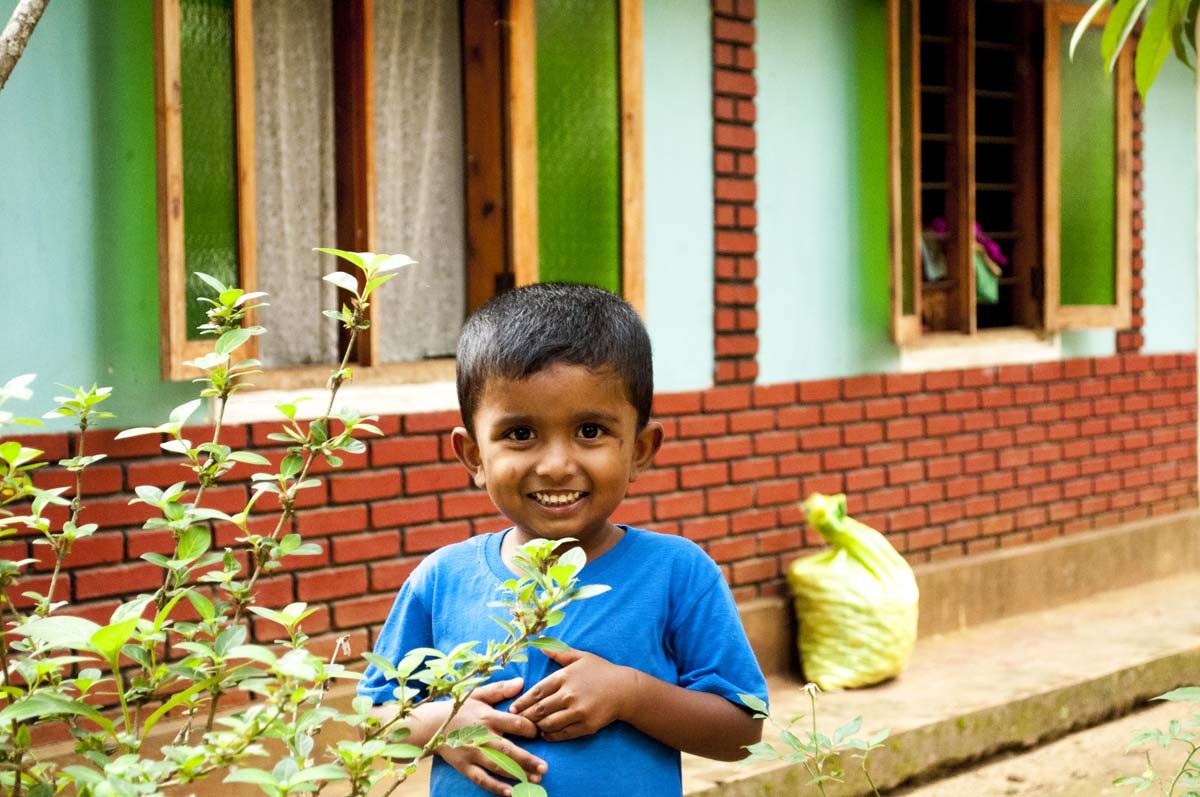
[887, 0, 1132, 345]
[154, 0, 644, 382]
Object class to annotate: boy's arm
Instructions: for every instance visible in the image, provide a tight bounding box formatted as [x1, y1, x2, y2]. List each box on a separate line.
[369, 677, 548, 796]
[510, 647, 763, 761]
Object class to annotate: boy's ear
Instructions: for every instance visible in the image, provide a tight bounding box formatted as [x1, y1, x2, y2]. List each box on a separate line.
[451, 427, 487, 489]
[629, 421, 664, 482]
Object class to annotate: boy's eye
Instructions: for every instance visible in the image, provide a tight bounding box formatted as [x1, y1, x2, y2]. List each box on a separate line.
[506, 427, 535, 442]
[578, 423, 604, 440]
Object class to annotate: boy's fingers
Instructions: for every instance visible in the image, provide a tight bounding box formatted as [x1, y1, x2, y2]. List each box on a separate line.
[487, 737, 548, 780]
[489, 707, 539, 739]
[533, 706, 579, 734]
[509, 676, 560, 714]
[540, 719, 589, 743]
[472, 677, 525, 705]
[462, 763, 515, 797]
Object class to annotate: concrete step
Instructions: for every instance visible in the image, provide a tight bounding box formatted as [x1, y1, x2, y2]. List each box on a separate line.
[682, 572, 1200, 796]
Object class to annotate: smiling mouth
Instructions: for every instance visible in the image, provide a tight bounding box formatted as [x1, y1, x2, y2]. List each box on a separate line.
[529, 490, 586, 507]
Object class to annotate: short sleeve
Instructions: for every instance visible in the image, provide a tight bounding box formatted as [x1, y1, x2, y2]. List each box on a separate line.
[667, 559, 769, 712]
[357, 576, 434, 705]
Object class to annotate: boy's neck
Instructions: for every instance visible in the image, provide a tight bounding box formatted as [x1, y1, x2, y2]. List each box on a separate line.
[499, 522, 626, 572]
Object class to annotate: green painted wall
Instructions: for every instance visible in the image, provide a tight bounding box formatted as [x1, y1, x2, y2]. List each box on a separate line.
[535, 0, 622, 292]
[756, 0, 896, 384]
[642, 0, 714, 392]
[0, 1, 194, 428]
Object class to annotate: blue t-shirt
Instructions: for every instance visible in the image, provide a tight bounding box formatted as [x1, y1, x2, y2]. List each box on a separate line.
[358, 526, 768, 796]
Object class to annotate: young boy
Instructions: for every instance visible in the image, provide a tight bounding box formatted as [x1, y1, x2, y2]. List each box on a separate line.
[358, 283, 768, 796]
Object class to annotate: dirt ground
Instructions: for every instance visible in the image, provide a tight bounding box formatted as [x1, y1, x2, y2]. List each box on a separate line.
[889, 700, 1197, 797]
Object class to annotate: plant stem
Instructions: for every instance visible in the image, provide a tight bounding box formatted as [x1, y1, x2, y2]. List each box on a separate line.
[1167, 743, 1199, 796]
[809, 688, 828, 797]
[44, 418, 90, 613]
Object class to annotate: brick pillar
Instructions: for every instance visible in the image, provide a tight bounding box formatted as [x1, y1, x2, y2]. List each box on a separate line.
[712, 0, 758, 384]
[1118, 92, 1145, 353]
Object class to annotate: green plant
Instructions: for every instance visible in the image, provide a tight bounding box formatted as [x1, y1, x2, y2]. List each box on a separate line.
[1114, 687, 1200, 795]
[1073, 0, 1199, 97]
[0, 249, 604, 797]
[739, 683, 890, 796]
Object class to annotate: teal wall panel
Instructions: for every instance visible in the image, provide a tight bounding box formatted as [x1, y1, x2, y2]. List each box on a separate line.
[643, 0, 714, 392]
[1142, 57, 1198, 354]
[0, 1, 194, 427]
[757, 0, 896, 384]
[535, 0, 622, 291]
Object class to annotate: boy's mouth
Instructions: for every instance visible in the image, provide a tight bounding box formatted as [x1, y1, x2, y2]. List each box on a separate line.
[529, 490, 585, 507]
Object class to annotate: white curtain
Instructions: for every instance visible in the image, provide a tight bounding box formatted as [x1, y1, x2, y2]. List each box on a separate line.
[252, 0, 339, 367]
[374, 0, 467, 362]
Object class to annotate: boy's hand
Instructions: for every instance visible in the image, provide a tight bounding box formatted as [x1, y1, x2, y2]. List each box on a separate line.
[438, 677, 547, 796]
[509, 647, 638, 741]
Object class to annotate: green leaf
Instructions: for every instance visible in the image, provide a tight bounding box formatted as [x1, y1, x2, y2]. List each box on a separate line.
[280, 453, 304, 480]
[169, 399, 203, 427]
[572, 584, 611, 600]
[90, 616, 140, 665]
[323, 271, 361, 294]
[292, 764, 350, 785]
[1102, 0, 1151, 73]
[185, 589, 216, 622]
[1069, 0, 1110, 61]
[0, 693, 113, 731]
[15, 615, 101, 649]
[833, 716, 862, 745]
[1156, 687, 1200, 703]
[479, 748, 527, 782]
[224, 768, 279, 787]
[739, 693, 769, 715]
[1136, 0, 1178, 96]
[313, 247, 367, 271]
[511, 784, 547, 797]
[194, 272, 229, 295]
[557, 546, 587, 574]
[216, 328, 252, 356]
[530, 637, 570, 652]
[177, 525, 212, 562]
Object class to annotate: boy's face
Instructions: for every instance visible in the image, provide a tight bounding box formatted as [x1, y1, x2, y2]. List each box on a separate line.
[452, 363, 662, 557]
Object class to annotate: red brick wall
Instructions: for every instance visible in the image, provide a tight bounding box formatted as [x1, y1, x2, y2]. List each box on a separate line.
[712, 0, 759, 384]
[8, 353, 1196, 654]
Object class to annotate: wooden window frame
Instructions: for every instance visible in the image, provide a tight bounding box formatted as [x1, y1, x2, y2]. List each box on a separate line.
[155, 0, 645, 384]
[887, 0, 1132, 345]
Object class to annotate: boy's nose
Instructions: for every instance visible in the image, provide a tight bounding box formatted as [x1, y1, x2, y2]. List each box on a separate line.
[534, 439, 578, 479]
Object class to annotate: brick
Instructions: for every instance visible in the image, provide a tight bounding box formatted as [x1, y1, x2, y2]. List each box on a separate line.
[679, 414, 729, 438]
[655, 491, 705, 520]
[34, 463, 124, 496]
[865, 487, 906, 511]
[404, 411, 462, 434]
[440, 491, 500, 519]
[823, 448, 864, 471]
[906, 438, 944, 458]
[83, 428, 163, 459]
[885, 373, 924, 395]
[798, 380, 840, 402]
[822, 401, 864, 424]
[371, 435, 440, 466]
[754, 431, 797, 455]
[756, 480, 800, 506]
[924, 370, 962, 391]
[329, 470, 402, 503]
[960, 368, 996, 388]
[731, 457, 777, 482]
[295, 505, 368, 537]
[653, 392, 703, 416]
[731, 557, 778, 586]
[682, 516, 730, 542]
[333, 594, 397, 629]
[777, 405, 821, 428]
[681, 463, 729, 489]
[729, 409, 775, 433]
[75, 561, 163, 600]
[731, 508, 777, 534]
[703, 385, 753, 412]
[707, 485, 754, 513]
[705, 435, 754, 460]
[778, 452, 821, 476]
[707, 535, 757, 563]
[843, 375, 883, 399]
[405, 464, 470, 495]
[715, 176, 756, 202]
[865, 442, 905, 465]
[80, 495, 158, 529]
[371, 496, 439, 528]
[370, 557, 421, 591]
[846, 467, 886, 492]
[886, 417, 923, 440]
[753, 384, 796, 407]
[713, 17, 755, 44]
[887, 461, 925, 485]
[627, 469, 678, 496]
[656, 440, 704, 466]
[332, 531, 401, 564]
[48, 532, 124, 570]
[404, 521, 471, 553]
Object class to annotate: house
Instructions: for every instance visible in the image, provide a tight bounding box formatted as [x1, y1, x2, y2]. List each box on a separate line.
[0, 0, 1196, 682]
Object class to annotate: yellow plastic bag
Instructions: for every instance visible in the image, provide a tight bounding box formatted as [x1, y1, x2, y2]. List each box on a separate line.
[787, 493, 919, 689]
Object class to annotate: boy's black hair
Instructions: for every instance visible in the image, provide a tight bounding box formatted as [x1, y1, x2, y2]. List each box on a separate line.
[456, 282, 654, 433]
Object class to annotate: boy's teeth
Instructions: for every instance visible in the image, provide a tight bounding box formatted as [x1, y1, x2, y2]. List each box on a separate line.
[533, 491, 582, 505]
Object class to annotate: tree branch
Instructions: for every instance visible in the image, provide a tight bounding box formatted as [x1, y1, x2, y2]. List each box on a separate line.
[0, 0, 49, 93]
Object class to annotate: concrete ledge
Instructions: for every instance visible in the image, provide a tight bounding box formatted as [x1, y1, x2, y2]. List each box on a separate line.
[687, 571, 1200, 796]
[737, 510, 1200, 674]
